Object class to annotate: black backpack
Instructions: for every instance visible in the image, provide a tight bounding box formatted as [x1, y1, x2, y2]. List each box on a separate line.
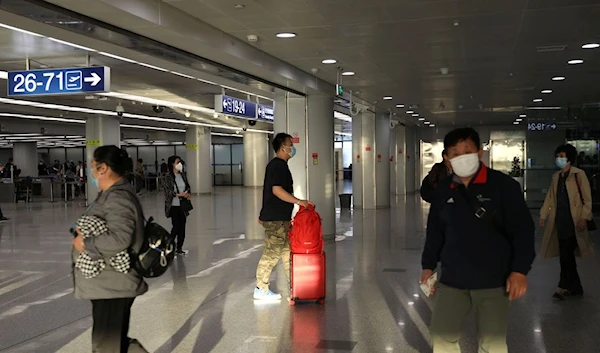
[133, 217, 176, 278]
[124, 189, 176, 278]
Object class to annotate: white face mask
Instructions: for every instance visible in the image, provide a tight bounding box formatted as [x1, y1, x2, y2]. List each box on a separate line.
[175, 163, 183, 172]
[450, 153, 480, 178]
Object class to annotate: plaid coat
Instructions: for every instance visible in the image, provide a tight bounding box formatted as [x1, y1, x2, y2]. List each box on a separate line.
[162, 172, 191, 218]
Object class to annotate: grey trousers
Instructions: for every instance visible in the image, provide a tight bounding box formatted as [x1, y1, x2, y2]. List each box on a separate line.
[430, 284, 510, 353]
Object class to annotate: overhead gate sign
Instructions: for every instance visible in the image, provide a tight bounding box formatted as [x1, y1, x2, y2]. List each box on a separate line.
[7, 66, 111, 97]
[214, 94, 274, 122]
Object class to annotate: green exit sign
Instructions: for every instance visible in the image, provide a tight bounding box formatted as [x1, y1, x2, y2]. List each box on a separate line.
[336, 84, 344, 96]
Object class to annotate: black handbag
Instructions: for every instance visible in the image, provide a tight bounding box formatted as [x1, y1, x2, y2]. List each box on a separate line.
[174, 175, 193, 214]
[574, 175, 597, 231]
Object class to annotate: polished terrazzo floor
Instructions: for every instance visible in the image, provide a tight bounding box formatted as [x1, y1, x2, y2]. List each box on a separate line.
[0, 186, 599, 353]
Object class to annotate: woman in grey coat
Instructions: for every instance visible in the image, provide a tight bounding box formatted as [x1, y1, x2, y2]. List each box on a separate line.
[72, 146, 148, 353]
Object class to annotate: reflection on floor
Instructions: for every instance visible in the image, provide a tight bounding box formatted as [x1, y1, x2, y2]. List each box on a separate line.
[0, 187, 599, 352]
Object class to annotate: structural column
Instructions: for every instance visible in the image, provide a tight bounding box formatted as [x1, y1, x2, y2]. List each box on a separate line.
[390, 124, 406, 195]
[12, 142, 37, 178]
[243, 132, 269, 187]
[86, 116, 120, 203]
[186, 126, 212, 194]
[274, 93, 335, 241]
[352, 111, 391, 209]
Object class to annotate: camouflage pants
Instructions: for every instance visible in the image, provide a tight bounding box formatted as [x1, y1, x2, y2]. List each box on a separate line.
[256, 221, 291, 290]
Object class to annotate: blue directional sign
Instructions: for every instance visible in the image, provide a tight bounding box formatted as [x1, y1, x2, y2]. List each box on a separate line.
[528, 122, 557, 131]
[7, 66, 111, 97]
[215, 94, 257, 119]
[257, 104, 274, 122]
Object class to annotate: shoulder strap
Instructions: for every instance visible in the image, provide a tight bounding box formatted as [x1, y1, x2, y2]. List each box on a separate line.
[455, 184, 503, 235]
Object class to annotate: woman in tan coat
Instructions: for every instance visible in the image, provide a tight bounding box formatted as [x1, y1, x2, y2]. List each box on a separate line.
[540, 144, 595, 300]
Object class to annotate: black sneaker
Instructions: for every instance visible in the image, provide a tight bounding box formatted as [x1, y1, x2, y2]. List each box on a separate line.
[0, 217, 9, 223]
[175, 249, 187, 256]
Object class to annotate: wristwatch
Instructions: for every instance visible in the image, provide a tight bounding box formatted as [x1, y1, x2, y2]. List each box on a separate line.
[295, 200, 301, 205]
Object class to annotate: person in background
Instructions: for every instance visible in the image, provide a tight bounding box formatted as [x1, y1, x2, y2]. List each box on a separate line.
[421, 128, 535, 353]
[0, 165, 8, 222]
[71, 146, 148, 352]
[576, 151, 585, 168]
[3, 158, 15, 178]
[51, 160, 61, 175]
[38, 160, 48, 176]
[160, 159, 168, 175]
[420, 149, 453, 203]
[135, 158, 145, 195]
[540, 144, 595, 300]
[254, 133, 312, 301]
[162, 156, 191, 256]
[76, 161, 84, 179]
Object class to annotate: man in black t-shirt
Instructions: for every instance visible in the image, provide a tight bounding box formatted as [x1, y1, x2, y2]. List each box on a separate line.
[254, 133, 312, 301]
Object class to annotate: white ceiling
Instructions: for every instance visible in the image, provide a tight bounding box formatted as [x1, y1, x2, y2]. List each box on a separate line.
[164, 0, 600, 127]
[0, 26, 277, 134]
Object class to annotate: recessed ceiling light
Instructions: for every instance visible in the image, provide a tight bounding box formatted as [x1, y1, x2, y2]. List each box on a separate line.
[582, 43, 599, 49]
[568, 59, 584, 65]
[406, 110, 414, 114]
[234, 4, 245, 9]
[430, 124, 436, 127]
[552, 76, 566, 81]
[541, 90, 553, 94]
[276, 32, 296, 38]
[383, 96, 393, 100]
[424, 121, 431, 125]
[418, 117, 425, 121]
[322, 59, 337, 64]
[513, 121, 520, 125]
[520, 114, 527, 118]
[342, 71, 355, 76]
[412, 114, 419, 117]
[396, 104, 405, 108]
[516, 118, 523, 122]
[533, 98, 543, 103]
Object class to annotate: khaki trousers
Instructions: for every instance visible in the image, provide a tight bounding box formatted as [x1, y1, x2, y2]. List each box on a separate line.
[430, 284, 510, 353]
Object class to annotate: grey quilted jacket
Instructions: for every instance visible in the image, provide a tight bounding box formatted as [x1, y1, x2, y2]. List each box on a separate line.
[72, 179, 148, 300]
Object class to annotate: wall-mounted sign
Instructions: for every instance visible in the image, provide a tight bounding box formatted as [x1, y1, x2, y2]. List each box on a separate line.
[366, 145, 372, 152]
[389, 156, 394, 162]
[292, 132, 300, 144]
[528, 122, 557, 131]
[356, 154, 361, 162]
[377, 153, 382, 162]
[257, 104, 274, 122]
[8, 66, 111, 97]
[86, 140, 101, 147]
[398, 148, 403, 155]
[312, 153, 319, 165]
[186, 144, 198, 150]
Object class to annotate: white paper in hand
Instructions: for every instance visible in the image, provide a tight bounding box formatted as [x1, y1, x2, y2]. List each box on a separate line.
[420, 272, 438, 297]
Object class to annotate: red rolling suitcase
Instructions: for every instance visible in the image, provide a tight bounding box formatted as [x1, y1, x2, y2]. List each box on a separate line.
[289, 252, 326, 305]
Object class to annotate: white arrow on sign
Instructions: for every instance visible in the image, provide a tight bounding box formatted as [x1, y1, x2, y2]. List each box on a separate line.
[84, 72, 102, 87]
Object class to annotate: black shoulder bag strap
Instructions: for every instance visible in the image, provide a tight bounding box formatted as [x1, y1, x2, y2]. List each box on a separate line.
[455, 184, 504, 235]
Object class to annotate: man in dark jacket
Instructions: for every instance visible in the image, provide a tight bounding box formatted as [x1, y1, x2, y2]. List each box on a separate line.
[421, 128, 535, 353]
[420, 150, 452, 203]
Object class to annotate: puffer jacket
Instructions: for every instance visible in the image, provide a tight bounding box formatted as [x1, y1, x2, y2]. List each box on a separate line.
[72, 179, 148, 300]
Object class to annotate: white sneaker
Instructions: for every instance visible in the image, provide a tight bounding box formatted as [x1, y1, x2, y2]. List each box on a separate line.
[253, 288, 282, 300]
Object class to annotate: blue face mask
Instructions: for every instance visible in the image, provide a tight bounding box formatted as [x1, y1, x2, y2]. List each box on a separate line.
[556, 157, 569, 169]
[89, 167, 99, 187]
[288, 146, 297, 158]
